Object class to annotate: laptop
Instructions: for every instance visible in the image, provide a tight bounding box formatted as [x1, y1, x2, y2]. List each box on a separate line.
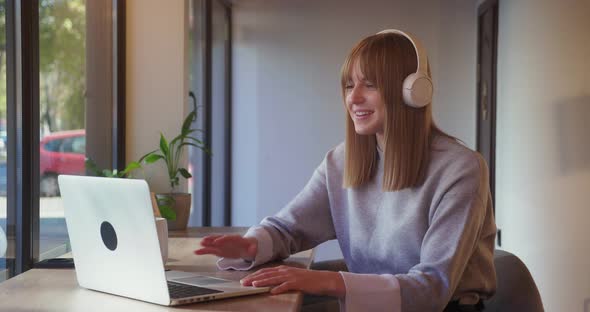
[58, 175, 269, 306]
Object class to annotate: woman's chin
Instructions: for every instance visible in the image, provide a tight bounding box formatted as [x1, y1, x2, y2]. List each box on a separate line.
[354, 127, 377, 136]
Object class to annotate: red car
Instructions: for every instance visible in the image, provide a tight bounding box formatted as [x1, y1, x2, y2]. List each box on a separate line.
[40, 129, 85, 196]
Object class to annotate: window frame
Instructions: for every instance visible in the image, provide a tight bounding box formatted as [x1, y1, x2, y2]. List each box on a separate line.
[190, 0, 232, 227]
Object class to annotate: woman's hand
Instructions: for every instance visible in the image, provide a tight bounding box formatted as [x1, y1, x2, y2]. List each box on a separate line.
[240, 265, 346, 298]
[194, 234, 258, 260]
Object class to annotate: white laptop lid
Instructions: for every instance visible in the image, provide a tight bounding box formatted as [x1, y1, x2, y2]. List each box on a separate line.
[59, 175, 170, 305]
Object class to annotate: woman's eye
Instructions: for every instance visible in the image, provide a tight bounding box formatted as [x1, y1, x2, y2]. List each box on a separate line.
[365, 82, 375, 88]
[345, 84, 354, 89]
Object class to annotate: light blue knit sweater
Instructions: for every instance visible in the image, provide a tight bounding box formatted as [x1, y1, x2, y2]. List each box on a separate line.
[219, 136, 497, 312]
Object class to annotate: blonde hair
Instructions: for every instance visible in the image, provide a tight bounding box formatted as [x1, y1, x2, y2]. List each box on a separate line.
[341, 32, 453, 191]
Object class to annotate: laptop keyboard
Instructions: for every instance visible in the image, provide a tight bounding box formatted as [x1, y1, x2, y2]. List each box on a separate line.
[167, 281, 223, 299]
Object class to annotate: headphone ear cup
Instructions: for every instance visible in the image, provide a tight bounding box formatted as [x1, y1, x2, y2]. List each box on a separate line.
[402, 73, 433, 108]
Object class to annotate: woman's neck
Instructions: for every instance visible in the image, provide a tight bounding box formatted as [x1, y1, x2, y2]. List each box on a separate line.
[376, 133, 385, 151]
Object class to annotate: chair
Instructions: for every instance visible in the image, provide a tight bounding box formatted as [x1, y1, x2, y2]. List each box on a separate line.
[485, 249, 544, 312]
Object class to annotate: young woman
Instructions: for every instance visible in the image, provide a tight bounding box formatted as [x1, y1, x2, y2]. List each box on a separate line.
[195, 29, 497, 312]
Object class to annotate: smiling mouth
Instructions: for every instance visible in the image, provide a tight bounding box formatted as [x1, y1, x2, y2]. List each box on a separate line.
[353, 111, 374, 119]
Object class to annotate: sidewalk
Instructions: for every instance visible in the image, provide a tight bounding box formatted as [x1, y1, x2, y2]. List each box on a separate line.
[0, 197, 65, 218]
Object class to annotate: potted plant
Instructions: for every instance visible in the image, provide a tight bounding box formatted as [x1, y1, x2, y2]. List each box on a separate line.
[140, 92, 210, 230]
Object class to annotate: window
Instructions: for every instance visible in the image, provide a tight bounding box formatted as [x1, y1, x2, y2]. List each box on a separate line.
[0, 0, 125, 281]
[37, 0, 87, 260]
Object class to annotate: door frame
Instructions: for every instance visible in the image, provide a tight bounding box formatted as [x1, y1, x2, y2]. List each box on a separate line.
[476, 0, 499, 211]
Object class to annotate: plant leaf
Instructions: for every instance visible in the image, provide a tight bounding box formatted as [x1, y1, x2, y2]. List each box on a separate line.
[184, 128, 204, 135]
[119, 161, 141, 176]
[185, 136, 205, 145]
[178, 168, 192, 178]
[85, 158, 102, 176]
[179, 142, 203, 149]
[169, 134, 183, 147]
[179, 142, 212, 156]
[144, 154, 164, 164]
[138, 149, 159, 163]
[159, 133, 169, 157]
[181, 112, 196, 135]
[158, 204, 177, 221]
[157, 195, 175, 206]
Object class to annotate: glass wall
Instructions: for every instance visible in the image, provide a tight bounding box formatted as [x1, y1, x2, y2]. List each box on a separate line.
[38, 0, 86, 260]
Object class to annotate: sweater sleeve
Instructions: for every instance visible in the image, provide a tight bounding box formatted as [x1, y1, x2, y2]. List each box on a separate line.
[339, 153, 494, 312]
[218, 154, 336, 270]
[339, 272, 402, 312]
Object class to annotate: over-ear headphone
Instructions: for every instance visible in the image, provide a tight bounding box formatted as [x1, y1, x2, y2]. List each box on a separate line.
[376, 29, 433, 108]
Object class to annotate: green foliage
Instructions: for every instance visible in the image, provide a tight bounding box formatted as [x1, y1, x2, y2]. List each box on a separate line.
[39, 0, 86, 131]
[140, 102, 211, 192]
[155, 195, 177, 221]
[85, 158, 142, 179]
[84, 157, 177, 221]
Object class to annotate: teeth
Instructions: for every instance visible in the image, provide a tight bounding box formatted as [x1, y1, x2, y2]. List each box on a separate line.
[355, 111, 372, 116]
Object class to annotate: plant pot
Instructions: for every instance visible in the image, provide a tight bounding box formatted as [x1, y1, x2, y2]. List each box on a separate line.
[155, 193, 192, 231]
[155, 217, 168, 263]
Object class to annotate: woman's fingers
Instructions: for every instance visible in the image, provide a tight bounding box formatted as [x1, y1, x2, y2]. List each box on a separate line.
[200, 235, 256, 259]
[250, 275, 288, 287]
[241, 271, 281, 285]
[200, 235, 223, 246]
[249, 265, 287, 275]
[194, 247, 222, 256]
[270, 281, 296, 295]
[212, 234, 245, 247]
[241, 266, 289, 285]
[242, 267, 279, 281]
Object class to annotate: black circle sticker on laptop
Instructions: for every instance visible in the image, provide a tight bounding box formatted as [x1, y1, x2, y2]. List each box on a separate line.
[100, 221, 118, 251]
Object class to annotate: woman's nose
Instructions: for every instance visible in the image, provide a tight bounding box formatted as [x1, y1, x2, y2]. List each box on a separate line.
[348, 86, 365, 104]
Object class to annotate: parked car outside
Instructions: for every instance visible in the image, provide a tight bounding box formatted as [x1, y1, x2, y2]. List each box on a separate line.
[40, 129, 85, 196]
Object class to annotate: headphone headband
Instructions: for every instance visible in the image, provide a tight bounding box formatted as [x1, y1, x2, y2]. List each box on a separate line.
[376, 29, 428, 76]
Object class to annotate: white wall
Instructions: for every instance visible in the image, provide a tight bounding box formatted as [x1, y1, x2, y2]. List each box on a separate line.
[495, 0, 590, 311]
[126, 0, 189, 193]
[231, 0, 478, 260]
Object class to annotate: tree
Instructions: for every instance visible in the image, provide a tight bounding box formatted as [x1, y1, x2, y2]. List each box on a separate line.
[0, 0, 86, 133]
[39, 0, 86, 133]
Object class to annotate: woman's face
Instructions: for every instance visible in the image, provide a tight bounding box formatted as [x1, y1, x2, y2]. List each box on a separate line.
[344, 62, 386, 136]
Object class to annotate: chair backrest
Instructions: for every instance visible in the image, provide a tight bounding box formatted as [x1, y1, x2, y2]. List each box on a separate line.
[485, 249, 544, 312]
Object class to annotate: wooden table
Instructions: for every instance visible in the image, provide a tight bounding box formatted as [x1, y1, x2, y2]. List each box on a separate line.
[0, 227, 315, 312]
